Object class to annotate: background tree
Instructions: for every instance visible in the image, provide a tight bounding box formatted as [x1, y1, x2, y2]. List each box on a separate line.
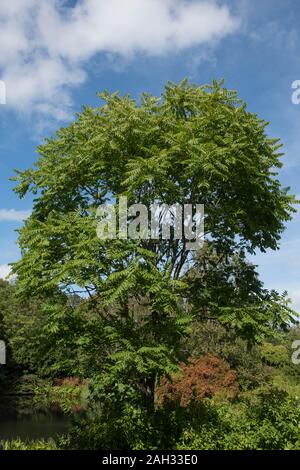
[0, 280, 89, 380]
[186, 242, 294, 343]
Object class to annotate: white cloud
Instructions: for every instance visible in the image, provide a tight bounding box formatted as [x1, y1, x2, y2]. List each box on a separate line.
[0, 0, 240, 120]
[290, 289, 300, 312]
[0, 264, 11, 279]
[0, 208, 31, 221]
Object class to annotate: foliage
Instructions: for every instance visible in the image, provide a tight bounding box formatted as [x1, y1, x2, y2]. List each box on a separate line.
[32, 376, 89, 414]
[177, 389, 300, 450]
[3, 438, 57, 450]
[0, 280, 90, 378]
[260, 342, 289, 366]
[157, 355, 239, 407]
[63, 386, 300, 450]
[186, 243, 297, 343]
[184, 320, 271, 390]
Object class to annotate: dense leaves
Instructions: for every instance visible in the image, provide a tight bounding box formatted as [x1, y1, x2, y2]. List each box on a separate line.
[12, 80, 296, 292]
[157, 355, 238, 407]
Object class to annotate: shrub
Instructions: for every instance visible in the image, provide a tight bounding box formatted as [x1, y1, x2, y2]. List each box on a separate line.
[157, 355, 239, 407]
[260, 343, 289, 366]
[177, 388, 300, 450]
[185, 320, 270, 390]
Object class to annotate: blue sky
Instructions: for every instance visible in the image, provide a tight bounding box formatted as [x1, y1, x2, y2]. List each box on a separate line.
[0, 0, 300, 308]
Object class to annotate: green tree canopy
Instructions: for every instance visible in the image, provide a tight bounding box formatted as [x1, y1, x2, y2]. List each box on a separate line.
[13, 80, 295, 296]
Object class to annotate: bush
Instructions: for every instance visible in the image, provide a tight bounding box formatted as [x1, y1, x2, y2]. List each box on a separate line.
[157, 355, 239, 407]
[177, 388, 300, 450]
[260, 343, 289, 366]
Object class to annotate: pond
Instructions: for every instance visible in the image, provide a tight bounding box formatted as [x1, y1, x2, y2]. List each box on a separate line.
[0, 396, 70, 441]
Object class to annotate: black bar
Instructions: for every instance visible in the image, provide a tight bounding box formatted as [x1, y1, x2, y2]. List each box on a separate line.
[0, 450, 299, 466]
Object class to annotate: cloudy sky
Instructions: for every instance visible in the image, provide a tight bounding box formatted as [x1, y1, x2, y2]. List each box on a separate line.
[0, 0, 300, 308]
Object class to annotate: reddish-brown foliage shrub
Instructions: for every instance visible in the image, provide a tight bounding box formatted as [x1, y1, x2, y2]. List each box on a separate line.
[53, 376, 81, 387]
[156, 355, 239, 407]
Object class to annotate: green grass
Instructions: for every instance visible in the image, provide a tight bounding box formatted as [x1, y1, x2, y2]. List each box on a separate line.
[2, 438, 57, 450]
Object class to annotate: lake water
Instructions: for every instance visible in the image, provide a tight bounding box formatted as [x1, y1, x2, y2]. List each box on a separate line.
[0, 396, 70, 441]
[0, 413, 70, 440]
